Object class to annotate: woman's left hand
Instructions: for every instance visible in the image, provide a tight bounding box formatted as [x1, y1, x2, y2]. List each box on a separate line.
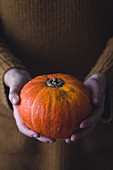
[65, 74, 107, 143]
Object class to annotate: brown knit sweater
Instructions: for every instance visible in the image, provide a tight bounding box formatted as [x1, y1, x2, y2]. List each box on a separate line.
[0, 0, 113, 169]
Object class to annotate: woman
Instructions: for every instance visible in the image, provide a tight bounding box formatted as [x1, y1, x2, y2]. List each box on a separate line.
[0, 0, 113, 169]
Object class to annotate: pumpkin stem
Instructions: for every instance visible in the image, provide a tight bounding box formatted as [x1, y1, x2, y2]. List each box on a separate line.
[52, 77, 58, 85]
[46, 77, 65, 88]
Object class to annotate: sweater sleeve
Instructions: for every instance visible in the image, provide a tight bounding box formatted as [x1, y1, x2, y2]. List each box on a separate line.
[84, 37, 113, 122]
[0, 34, 26, 109]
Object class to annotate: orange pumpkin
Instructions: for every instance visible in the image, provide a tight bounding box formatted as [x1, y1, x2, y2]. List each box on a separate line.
[17, 73, 92, 139]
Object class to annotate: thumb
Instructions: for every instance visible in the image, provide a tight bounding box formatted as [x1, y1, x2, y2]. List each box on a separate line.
[90, 82, 101, 106]
[85, 79, 101, 106]
[9, 85, 20, 105]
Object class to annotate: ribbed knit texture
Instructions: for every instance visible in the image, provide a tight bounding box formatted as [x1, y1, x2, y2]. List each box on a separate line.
[0, 37, 26, 108]
[0, 0, 113, 109]
[0, 1, 113, 170]
[85, 37, 113, 121]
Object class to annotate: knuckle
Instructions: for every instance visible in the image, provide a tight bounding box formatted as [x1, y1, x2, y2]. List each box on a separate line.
[90, 74, 101, 80]
[18, 126, 23, 134]
[83, 121, 91, 128]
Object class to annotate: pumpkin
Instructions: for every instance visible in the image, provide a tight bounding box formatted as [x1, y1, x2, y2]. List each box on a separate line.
[17, 73, 92, 139]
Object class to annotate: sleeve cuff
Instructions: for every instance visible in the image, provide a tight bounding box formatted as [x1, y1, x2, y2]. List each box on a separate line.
[0, 39, 26, 109]
[84, 37, 113, 122]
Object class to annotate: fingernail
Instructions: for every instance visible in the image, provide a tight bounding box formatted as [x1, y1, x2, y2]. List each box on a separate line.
[65, 139, 71, 144]
[33, 134, 40, 138]
[82, 123, 88, 128]
[33, 134, 37, 138]
[71, 138, 75, 142]
[12, 96, 19, 105]
[71, 136, 78, 142]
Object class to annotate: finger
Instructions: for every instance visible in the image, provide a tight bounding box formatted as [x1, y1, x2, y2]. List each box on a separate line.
[65, 136, 71, 144]
[36, 135, 56, 143]
[18, 122, 40, 138]
[70, 126, 94, 142]
[65, 92, 105, 143]
[13, 106, 40, 138]
[80, 95, 105, 129]
[85, 79, 103, 106]
[13, 106, 55, 143]
[9, 85, 20, 105]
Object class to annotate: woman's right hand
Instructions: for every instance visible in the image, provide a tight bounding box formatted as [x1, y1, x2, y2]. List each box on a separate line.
[4, 68, 56, 143]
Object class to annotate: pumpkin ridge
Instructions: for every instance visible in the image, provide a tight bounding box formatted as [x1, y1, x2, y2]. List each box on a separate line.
[31, 87, 47, 131]
[18, 73, 92, 139]
[49, 88, 54, 137]
[21, 85, 36, 98]
[65, 80, 83, 86]
[30, 80, 46, 83]
[61, 89, 76, 137]
[21, 84, 45, 98]
[67, 84, 90, 102]
[61, 87, 89, 133]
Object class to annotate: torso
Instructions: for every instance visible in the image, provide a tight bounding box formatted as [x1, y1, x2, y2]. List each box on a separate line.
[0, 0, 113, 79]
